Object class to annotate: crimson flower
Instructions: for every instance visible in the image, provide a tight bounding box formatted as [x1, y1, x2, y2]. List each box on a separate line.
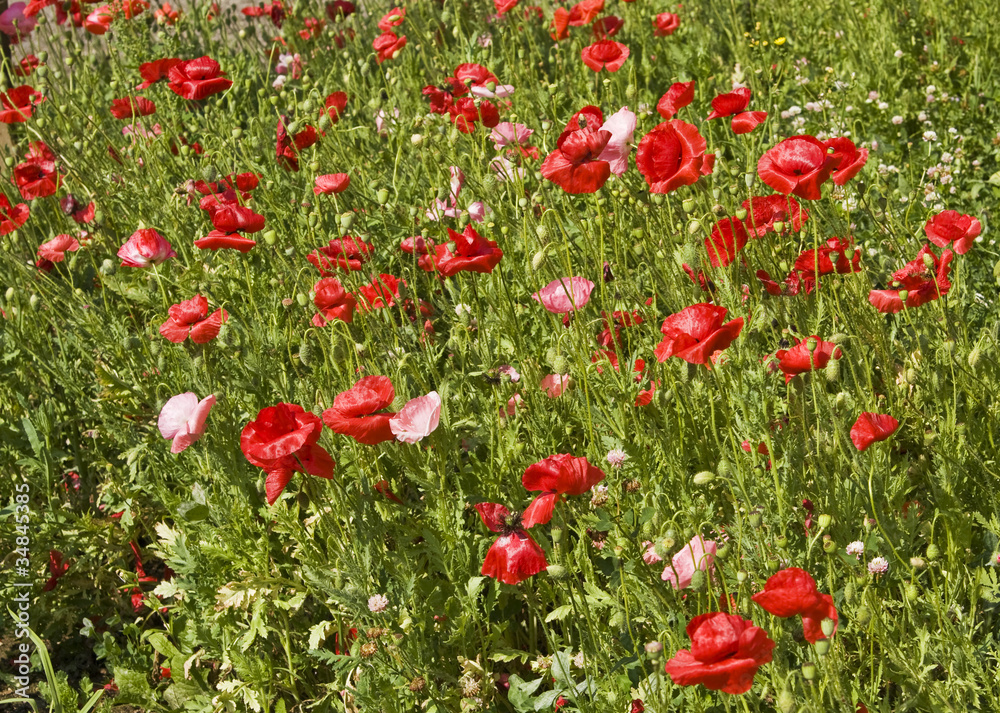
[43, 550, 70, 592]
[653, 12, 680, 36]
[656, 81, 695, 119]
[0, 85, 42, 123]
[376, 5, 403, 30]
[757, 135, 840, 200]
[924, 210, 980, 255]
[448, 96, 500, 133]
[109, 96, 156, 119]
[373, 30, 406, 64]
[83, 4, 113, 34]
[521, 454, 606, 527]
[704, 216, 749, 267]
[541, 126, 611, 194]
[356, 273, 401, 310]
[166, 56, 232, 100]
[15, 55, 40, 77]
[868, 245, 952, 314]
[323, 91, 348, 122]
[654, 304, 743, 365]
[495, 0, 519, 15]
[314, 173, 350, 195]
[580, 39, 629, 72]
[195, 204, 264, 252]
[664, 612, 775, 694]
[637, 120, 713, 194]
[793, 236, 861, 281]
[706, 87, 766, 134]
[851, 412, 899, 452]
[275, 116, 319, 171]
[742, 195, 807, 237]
[312, 277, 356, 326]
[14, 141, 60, 200]
[0, 194, 29, 234]
[61, 194, 95, 224]
[401, 236, 436, 271]
[476, 503, 548, 585]
[308, 236, 373, 274]
[773, 336, 841, 384]
[159, 294, 228, 344]
[322, 375, 397, 445]
[434, 225, 503, 277]
[241, 403, 334, 505]
[325, 0, 354, 19]
[592, 15, 623, 39]
[118, 228, 175, 267]
[825, 137, 867, 185]
[136, 58, 181, 90]
[752, 567, 838, 643]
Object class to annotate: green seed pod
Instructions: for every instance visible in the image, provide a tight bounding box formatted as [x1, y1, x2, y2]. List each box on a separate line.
[775, 535, 788, 548]
[736, 569, 748, 583]
[716, 544, 729, 559]
[376, 188, 390, 204]
[687, 219, 702, 235]
[818, 514, 833, 529]
[821, 618, 835, 637]
[296, 292, 308, 307]
[735, 208, 748, 220]
[550, 526, 563, 544]
[801, 662, 817, 680]
[263, 230, 277, 245]
[814, 639, 830, 656]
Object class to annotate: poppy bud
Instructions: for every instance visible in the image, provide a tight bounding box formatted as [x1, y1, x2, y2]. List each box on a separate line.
[905, 583, 920, 601]
[551, 527, 563, 544]
[926, 543, 940, 560]
[688, 570, 706, 591]
[814, 639, 830, 656]
[766, 558, 780, 572]
[844, 581, 855, 602]
[824, 357, 840, 382]
[376, 189, 390, 204]
[777, 690, 795, 713]
[692, 471, 715, 486]
[546, 564, 567, 580]
[29, 294, 40, 311]
[652, 539, 671, 559]
[296, 292, 308, 307]
[801, 662, 817, 680]
[299, 340, 314, 366]
[4, 157, 13, 168]
[898, 289, 909, 304]
[854, 605, 871, 625]
[968, 345, 982, 368]
[686, 219, 701, 235]
[263, 230, 277, 246]
[99, 259, 116, 276]
[644, 641, 663, 658]
[748, 512, 762, 528]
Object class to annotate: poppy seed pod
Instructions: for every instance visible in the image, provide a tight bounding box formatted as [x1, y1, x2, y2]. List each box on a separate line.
[814, 640, 830, 656]
[546, 564, 567, 579]
[801, 662, 817, 680]
[822, 537, 837, 554]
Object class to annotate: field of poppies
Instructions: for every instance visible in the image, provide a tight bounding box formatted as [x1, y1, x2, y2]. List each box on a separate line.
[2, 0, 1000, 710]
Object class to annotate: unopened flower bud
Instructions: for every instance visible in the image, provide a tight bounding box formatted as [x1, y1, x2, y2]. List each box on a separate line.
[905, 583, 920, 601]
[825, 357, 841, 382]
[777, 689, 795, 713]
[968, 345, 982, 368]
[818, 514, 833, 529]
[296, 292, 308, 307]
[531, 249, 546, 271]
[688, 570, 706, 591]
[926, 543, 940, 560]
[644, 641, 663, 658]
[682, 198, 696, 212]
[546, 564, 567, 580]
[263, 230, 277, 245]
[693, 471, 715, 485]
[376, 188, 390, 204]
[687, 219, 702, 235]
[821, 618, 835, 637]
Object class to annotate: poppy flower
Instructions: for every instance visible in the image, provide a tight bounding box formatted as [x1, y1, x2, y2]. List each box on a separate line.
[325, 0, 354, 19]
[158, 392, 216, 454]
[742, 195, 806, 237]
[159, 294, 228, 344]
[636, 120, 713, 194]
[704, 216, 749, 267]
[476, 503, 548, 585]
[635, 380, 657, 406]
[521, 454, 606, 527]
[592, 14, 623, 39]
[757, 135, 840, 200]
[14, 55, 40, 77]
[773, 336, 841, 384]
[598, 106, 636, 175]
[312, 277, 356, 326]
[664, 612, 774, 694]
[0, 194, 29, 234]
[706, 87, 767, 134]
[540, 373, 571, 398]
[662, 535, 717, 589]
[495, 0, 519, 15]
[824, 137, 867, 185]
[581, 39, 629, 72]
[14, 141, 60, 200]
[541, 127, 611, 194]
[389, 391, 441, 443]
[868, 245, 953, 314]
[0, 85, 42, 123]
[356, 273, 401, 310]
[154, 2, 180, 23]
[532, 276, 595, 314]
[376, 5, 403, 30]
[43, 550, 69, 592]
[322, 375, 398, 445]
[313, 173, 350, 195]
[654, 304, 743, 365]
[560, 104, 603, 139]
[850, 412, 899, 451]
[652, 12, 679, 36]
[167, 56, 233, 100]
[136, 58, 181, 89]
[194, 230, 257, 252]
[109, 96, 156, 119]
[656, 81, 695, 119]
[209, 204, 265, 234]
[434, 225, 503, 277]
[37, 233, 80, 264]
[117, 0, 149, 20]
[322, 91, 348, 123]
[447, 96, 500, 133]
[793, 236, 861, 288]
[751, 567, 838, 643]
[924, 210, 980, 255]
[0, 2, 37, 41]
[61, 195, 95, 224]
[118, 228, 175, 267]
[598, 308, 644, 347]
[275, 116, 319, 171]
[307, 237, 373, 275]
[373, 30, 406, 63]
[241, 403, 335, 504]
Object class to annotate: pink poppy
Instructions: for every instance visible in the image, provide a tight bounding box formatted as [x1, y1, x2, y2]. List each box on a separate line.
[532, 276, 595, 314]
[118, 228, 176, 267]
[158, 392, 216, 453]
[662, 535, 717, 589]
[314, 173, 350, 195]
[389, 391, 441, 444]
[597, 106, 636, 176]
[540, 374, 571, 398]
[37, 233, 80, 263]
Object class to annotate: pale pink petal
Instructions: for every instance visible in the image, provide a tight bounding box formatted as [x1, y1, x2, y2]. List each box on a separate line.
[449, 166, 465, 201]
[532, 277, 596, 314]
[662, 535, 717, 589]
[158, 393, 199, 440]
[490, 122, 533, 150]
[642, 541, 663, 564]
[540, 374, 571, 398]
[597, 106, 636, 176]
[467, 201, 488, 222]
[185, 394, 216, 439]
[390, 391, 442, 444]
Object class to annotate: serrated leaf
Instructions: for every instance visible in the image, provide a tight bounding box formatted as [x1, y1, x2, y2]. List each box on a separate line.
[545, 604, 573, 623]
[507, 675, 544, 713]
[490, 649, 531, 663]
[467, 576, 487, 600]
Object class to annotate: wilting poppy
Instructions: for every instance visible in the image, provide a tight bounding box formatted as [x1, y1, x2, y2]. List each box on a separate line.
[580, 39, 629, 72]
[752, 567, 838, 643]
[167, 56, 233, 100]
[158, 392, 215, 454]
[532, 276, 595, 314]
[662, 535, 717, 589]
[757, 135, 840, 200]
[773, 336, 841, 383]
[664, 612, 774, 694]
[476, 502, 547, 585]
[850, 412, 899, 452]
[389, 391, 441, 444]
[159, 294, 228, 344]
[704, 216, 749, 267]
[591, 15, 623, 39]
[742, 194, 806, 237]
[636, 120, 713, 194]
[37, 233, 80, 264]
[118, 228, 175, 267]
[654, 304, 743, 365]
[312, 277, 356, 326]
[522, 454, 606, 527]
[868, 245, 952, 313]
[275, 116, 319, 172]
[924, 210, 980, 255]
[656, 81, 695, 119]
[434, 225, 503, 277]
[43, 550, 69, 592]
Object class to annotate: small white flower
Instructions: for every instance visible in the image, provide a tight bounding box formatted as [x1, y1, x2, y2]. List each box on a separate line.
[918, 111, 928, 121]
[868, 556, 889, 575]
[892, 115, 904, 125]
[894, 49, 904, 58]
[455, 303, 472, 316]
[368, 594, 389, 613]
[922, 130, 937, 142]
[606, 449, 628, 468]
[846, 541, 865, 557]
[877, 101, 889, 110]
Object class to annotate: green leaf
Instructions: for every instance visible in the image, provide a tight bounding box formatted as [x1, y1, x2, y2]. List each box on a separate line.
[490, 649, 531, 663]
[177, 501, 210, 522]
[534, 690, 562, 710]
[545, 604, 573, 623]
[144, 632, 181, 659]
[21, 418, 42, 458]
[507, 675, 544, 713]
[467, 576, 487, 600]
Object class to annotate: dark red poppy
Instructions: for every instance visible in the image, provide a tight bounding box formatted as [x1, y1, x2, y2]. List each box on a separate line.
[682, 263, 715, 292]
[448, 96, 500, 133]
[14, 141, 60, 200]
[756, 269, 804, 297]
[159, 294, 228, 344]
[135, 57, 181, 89]
[0, 85, 43, 123]
[597, 308, 643, 348]
[591, 15, 623, 39]
[61, 194, 95, 224]
[401, 236, 436, 272]
[773, 336, 841, 384]
[706, 86, 767, 134]
[824, 137, 867, 186]
[376, 5, 403, 31]
[434, 225, 503, 277]
[521, 454, 606, 527]
[541, 127, 611, 194]
[742, 195, 806, 237]
[630, 700, 645, 713]
[654, 304, 743, 365]
[924, 210, 980, 255]
[656, 81, 695, 119]
[308, 237, 373, 274]
[43, 550, 70, 592]
[14, 55, 40, 77]
[637, 120, 713, 194]
[850, 412, 899, 451]
[373, 30, 406, 63]
[868, 245, 952, 314]
[0, 194, 30, 234]
[166, 56, 232, 100]
[581, 39, 629, 72]
[757, 135, 840, 200]
[356, 273, 401, 310]
[792, 236, 861, 289]
[312, 277, 356, 326]
[323, 91, 348, 123]
[663, 612, 774, 694]
[209, 204, 265, 234]
[241, 403, 335, 504]
[751, 567, 838, 643]
[109, 96, 156, 119]
[476, 502, 548, 585]
[276, 116, 319, 172]
[652, 12, 679, 36]
[704, 216, 749, 267]
[322, 375, 397, 445]
[325, 0, 354, 20]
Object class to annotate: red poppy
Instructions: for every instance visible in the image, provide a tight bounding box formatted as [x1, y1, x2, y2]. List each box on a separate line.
[61, 195, 95, 224]
[42, 549, 70, 592]
[83, 4, 114, 34]
[550, 6, 572, 40]
[373, 30, 406, 64]
[325, 0, 354, 20]
[37, 233, 80, 264]
[210, 205, 265, 234]
[14, 141, 60, 200]
[308, 237, 373, 274]
[166, 56, 233, 100]
[824, 137, 867, 185]
[792, 236, 861, 288]
[159, 294, 228, 344]
[581, 39, 629, 72]
[751, 567, 838, 643]
[109, 96, 156, 119]
[374, 479, 403, 503]
[704, 216, 749, 267]
[0, 194, 30, 234]
[14, 55, 40, 77]
[756, 269, 804, 297]
[136, 58, 181, 89]
[652, 12, 679, 36]
[598, 308, 643, 347]
[401, 236, 436, 272]
[154, 2, 180, 24]
[850, 412, 899, 451]
[636, 120, 713, 194]
[476, 502, 548, 585]
[312, 277, 356, 327]
[448, 96, 500, 133]
[356, 274, 401, 310]
[742, 195, 806, 237]
[706, 86, 766, 134]
[521, 454, 606, 527]
[654, 304, 743, 365]
[656, 81, 695, 119]
[241, 403, 334, 504]
[495, 0, 519, 15]
[376, 5, 403, 30]
[630, 701, 645, 713]
[195, 230, 256, 252]
[924, 210, 980, 255]
[541, 126, 611, 194]
[0, 85, 42, 123]
[757, 135, 840, 200]
[322, 375, 398, 445]
[663, 612, 775, 694]
[314, 173, 350, 195]
[560, 105, 603, 138]
[592, 15, 623, 39]
[323, 91, 348, 123]
[868, 245, 953, 314]
[773, 336, 841, 384]
[434, 225, 504, 277]
[275, 116, 319, 172]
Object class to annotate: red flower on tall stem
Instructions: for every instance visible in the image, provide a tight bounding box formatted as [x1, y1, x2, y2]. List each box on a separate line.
[706, 87, 767, 134]
[757, 135, 840, 200]
[704, 216, 749, 267]
[166, 56, 232, 100]
[521, 454, 605, 527]
[476, 503, 547, 585]
[312, 277, 356, 326]
[752, 567, 838, 643]
[434, 225, 503, 277]
[541, 126, 611, 194]
[742, 195, 806, 237]
[663, 612, 775, 694]
[323, 376, 398, 445]
[159, 294, 228, 344]
[868, 245, 952, 314]
[924, 210, 980, 255]
[656, 81, 695, 119]
[0, 85, 43, 123]
[773, 336, 841, 384]
[14, 141, 60, 200]
[636, 120, 713, 194]
[850, 412, 899, 451]
[580, 39, 629, 72]
[654, 304, 743, 365]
